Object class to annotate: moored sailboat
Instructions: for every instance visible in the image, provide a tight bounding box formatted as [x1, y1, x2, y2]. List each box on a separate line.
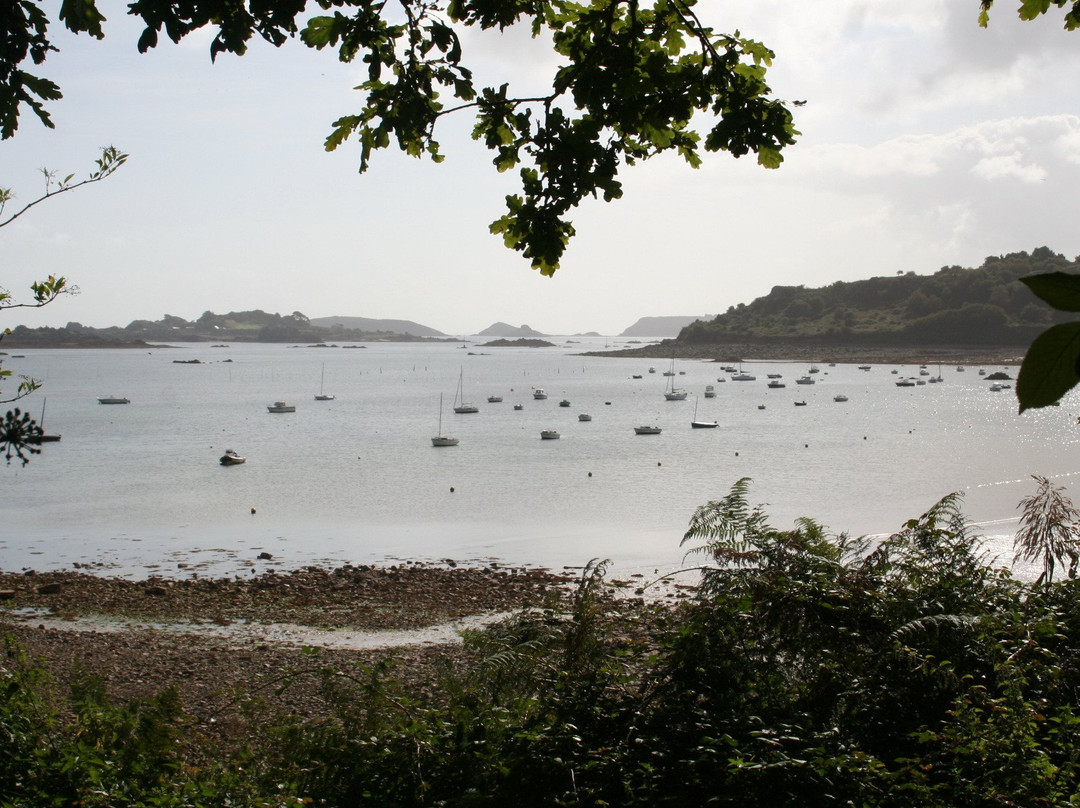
[691, 397, 718, 428]
[314, 363, 335, 400]
[453, 368, 478, 414]
[432, 393, 459, 447]
[664, 356, 687, 400]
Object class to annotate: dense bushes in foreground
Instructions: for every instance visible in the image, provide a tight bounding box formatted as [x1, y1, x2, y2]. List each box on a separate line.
[3, 479, 1080, 806]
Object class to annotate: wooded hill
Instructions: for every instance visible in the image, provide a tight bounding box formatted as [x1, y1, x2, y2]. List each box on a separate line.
[680, 247, 1074, 346]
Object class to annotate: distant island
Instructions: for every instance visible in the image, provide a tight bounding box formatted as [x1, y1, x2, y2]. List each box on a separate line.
[477, 322, 547, 338]
[1, 311, 668, 348]
[1, 311, 448, 348]
[618, 315, 706, 338]
[478, 338, 556, 348]
[308, 315, 445, 337]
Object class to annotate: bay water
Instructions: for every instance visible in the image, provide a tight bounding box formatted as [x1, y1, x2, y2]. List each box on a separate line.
[3, 339, 1075, 581]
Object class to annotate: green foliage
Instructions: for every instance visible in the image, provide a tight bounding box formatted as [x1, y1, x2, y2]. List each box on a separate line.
[1, 2, 796, 274]
[0, 640, 266, 807]
[1015, 474, 1080, 584]
[7, 484, 1080, 804]
[1017, 272, 1080, 411]
[980, 0, 1080, 30]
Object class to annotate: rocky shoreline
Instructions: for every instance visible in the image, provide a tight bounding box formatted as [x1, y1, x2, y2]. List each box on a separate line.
[0, 564, 598, 738]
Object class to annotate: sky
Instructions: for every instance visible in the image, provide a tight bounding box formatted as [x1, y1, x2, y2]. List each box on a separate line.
[3, 1, 1080, 337]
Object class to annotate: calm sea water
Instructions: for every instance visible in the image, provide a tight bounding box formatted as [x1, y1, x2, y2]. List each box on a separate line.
[3, 339, 1075, 580]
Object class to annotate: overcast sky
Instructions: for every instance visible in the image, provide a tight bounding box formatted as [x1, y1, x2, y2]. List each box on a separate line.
[3, 1, 1080, 336]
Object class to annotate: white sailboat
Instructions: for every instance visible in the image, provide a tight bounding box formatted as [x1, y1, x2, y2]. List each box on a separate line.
[453, 368, 478, 413]
[314, 363, 335, 400]
[432, 393, 459, 446]
[664, 356, 687, 400]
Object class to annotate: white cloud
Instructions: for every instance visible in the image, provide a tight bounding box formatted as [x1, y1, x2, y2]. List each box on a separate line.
[971, 152, 1048, 182]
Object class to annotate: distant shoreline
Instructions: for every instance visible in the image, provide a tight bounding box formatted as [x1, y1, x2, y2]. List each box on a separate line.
[587, 342, 1027, 367]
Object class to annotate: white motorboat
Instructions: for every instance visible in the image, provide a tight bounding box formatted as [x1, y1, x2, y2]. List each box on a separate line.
[267, 401, 295, 413]
[634, 425, 662, 434]
[704, 385, 716, 398]
[432, 393, 459, 447]
[533, 388, 548, 399]
[578, 413, 592, 421]
[97, 396, 130, 404]
[219, 449, 246, 465]
[795, 376, 815, 385]
[767, 380, 785, 389]
[540, 429, 560, 439]
[833, 394, 849, 402]
[453, 368, 478, 414]
[487, 395, 503, 403]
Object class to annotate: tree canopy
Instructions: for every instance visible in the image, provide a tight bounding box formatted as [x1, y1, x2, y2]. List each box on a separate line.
[2, 0, 798, 275]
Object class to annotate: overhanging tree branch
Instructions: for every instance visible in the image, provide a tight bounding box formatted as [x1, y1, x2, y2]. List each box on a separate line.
[1, 2, 797, 275]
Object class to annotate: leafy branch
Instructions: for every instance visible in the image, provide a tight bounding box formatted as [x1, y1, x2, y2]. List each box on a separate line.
[0, 145, 128, 229]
